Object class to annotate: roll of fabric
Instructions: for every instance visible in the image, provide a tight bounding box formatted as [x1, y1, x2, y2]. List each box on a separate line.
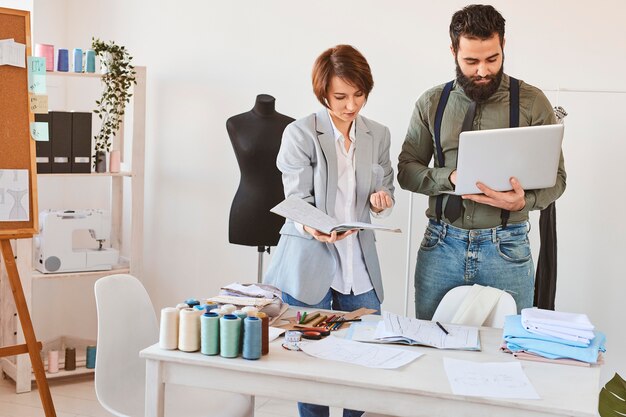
[220, 314, 241, 358]
[47, 350, 59, 373]
[64, 347, 76, 371]
[86, 345, 96, 369]
[178, 308, 201, 352]
[256, 312, 270, 355]
[57, 48, 69, 72]
[200, 312, 220, 355]
[242, 316, 262, 360]
[159, 307, 179, 350]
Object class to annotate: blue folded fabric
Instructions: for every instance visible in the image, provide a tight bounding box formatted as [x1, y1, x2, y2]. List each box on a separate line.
[503, 315, 606, 363]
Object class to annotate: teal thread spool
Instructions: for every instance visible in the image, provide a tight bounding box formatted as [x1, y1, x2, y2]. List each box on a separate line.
[219, 314, 241, 358]
[200, 312, 220, 355]
[234, 310, 247, 353]
[242, 316, 262, 360]
[85, 50, 95, 73]
[85, 345, 96, 369]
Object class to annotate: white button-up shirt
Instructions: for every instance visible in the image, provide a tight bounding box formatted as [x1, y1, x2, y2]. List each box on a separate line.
[328, 114, 373, 296]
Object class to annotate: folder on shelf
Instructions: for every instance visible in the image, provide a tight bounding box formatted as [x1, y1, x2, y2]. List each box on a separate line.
[71, 112, 92, 173]
[34, 113, 51, 173]
[50, 111, 72, 173]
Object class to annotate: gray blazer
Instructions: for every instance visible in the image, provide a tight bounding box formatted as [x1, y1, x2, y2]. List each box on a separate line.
[264, 109, 395, 305]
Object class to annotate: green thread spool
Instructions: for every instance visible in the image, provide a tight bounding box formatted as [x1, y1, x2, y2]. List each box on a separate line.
[200, 312, 220, 355]
[219, 314, 241, 358]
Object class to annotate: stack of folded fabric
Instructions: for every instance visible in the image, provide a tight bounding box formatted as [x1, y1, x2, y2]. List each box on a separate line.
[502, 308, 606, 366]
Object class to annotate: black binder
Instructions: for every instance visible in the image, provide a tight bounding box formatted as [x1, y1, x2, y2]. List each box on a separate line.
[71, 112, 92, 173]
[34, 113, 51, 173]
[50, 111, 72, 173]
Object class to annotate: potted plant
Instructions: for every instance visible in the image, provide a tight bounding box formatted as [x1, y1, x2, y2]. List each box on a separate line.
[91, 38, 136, 172]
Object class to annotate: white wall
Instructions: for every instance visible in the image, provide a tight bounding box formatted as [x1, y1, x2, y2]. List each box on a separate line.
[23, 0, 626, 383]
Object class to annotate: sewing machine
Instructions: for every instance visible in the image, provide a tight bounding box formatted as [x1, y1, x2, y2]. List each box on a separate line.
[34, 209, 119, 273]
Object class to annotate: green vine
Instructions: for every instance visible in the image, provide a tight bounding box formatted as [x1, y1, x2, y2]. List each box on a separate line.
[91, 38, 136, 166]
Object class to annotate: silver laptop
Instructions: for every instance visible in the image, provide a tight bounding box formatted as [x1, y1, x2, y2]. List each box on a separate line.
[447, 124, 564, 195]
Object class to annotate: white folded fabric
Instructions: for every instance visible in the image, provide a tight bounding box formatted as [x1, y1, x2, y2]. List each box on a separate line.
[525, 325, 592, 345]
[521, 308, 594, 331]
[525, 321, 595, 342]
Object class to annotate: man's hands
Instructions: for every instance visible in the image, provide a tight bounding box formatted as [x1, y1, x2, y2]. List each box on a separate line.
[303, 225, 355, 243]
[370, 190, 393, 213]
[462, 177, 526, 211]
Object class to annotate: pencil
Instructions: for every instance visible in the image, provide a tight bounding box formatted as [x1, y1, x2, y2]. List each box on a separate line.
[299, 311, 307, 324]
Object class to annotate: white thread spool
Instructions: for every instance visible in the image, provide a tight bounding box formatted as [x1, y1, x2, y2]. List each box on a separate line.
[178, 308, 200, 352]
[242, 306, 259, 316]
[47, 350, 59, 373]
[176, 303, 189, 310]
[221, 304, 237, 314]
[159, 307, 179, 350]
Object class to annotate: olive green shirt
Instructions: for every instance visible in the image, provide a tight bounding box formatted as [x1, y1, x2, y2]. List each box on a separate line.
[398, 74, 566, 229]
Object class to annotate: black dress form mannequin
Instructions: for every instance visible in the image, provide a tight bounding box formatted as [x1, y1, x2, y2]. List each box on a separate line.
[227, 94, 294, 256]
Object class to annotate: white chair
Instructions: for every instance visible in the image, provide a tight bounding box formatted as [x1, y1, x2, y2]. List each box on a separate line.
[431, 285, 517, 328]
[94, 274, 253, 417]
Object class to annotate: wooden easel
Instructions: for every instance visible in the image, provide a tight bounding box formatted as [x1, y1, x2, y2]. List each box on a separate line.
[0, 7, 57, 416]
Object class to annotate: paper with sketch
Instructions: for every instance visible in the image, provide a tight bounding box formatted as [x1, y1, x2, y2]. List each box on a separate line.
[374, 311, 480, 350]
[0, 169, 30, 221]
[270, 195, 401, 234]
[300, 335, 423, 369]
[444, 358, 540, 399]
[0, 39, 26, 67]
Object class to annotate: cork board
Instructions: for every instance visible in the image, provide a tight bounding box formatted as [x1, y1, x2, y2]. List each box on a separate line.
[0, 8, 38, 238]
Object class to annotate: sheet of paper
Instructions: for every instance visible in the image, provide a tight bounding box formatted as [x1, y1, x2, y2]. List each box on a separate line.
[268, 326, 284, 342]
[0, 39, 26, 67]
[380, 311, 480, 350]
[444, 358, 540, 399]
[299, 335, 423, 369]
[30, 121, 49, 141]
[0, 169, 30, 221]
[29, 93, 49, 114]
[27, 56, 47, 94]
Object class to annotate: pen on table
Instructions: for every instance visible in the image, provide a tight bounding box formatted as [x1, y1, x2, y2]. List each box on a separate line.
[436, 321, 449, 335]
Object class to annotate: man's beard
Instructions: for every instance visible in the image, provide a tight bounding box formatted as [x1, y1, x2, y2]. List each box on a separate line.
[455, 61, 504, 103]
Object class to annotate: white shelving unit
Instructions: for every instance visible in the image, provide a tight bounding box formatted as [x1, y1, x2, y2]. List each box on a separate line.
[0, 67, 146, 393]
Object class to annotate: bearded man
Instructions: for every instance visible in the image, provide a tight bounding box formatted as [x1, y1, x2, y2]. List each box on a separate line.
[397, 4, 566, 319]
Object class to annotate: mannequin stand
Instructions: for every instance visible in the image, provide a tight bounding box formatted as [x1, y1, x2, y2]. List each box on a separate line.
[257, 246, 270, 283]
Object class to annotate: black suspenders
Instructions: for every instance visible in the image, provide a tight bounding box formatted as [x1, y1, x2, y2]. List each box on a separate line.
[434, 77, 520, 228]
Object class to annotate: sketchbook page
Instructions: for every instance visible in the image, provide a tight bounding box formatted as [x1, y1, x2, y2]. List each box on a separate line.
[379, 312, 480, 350]
[299, 335, 423, 369]
[270, 195, 337, 234]
[271, 196, 402, 234]
[444, 358, 540, 399]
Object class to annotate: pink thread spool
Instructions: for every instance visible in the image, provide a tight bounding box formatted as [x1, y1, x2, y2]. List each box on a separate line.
[35, 43, 54, 71]
[47, 350, 59, 373]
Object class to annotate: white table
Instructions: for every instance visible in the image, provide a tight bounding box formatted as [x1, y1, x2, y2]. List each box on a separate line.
[140, 326, 600, 417]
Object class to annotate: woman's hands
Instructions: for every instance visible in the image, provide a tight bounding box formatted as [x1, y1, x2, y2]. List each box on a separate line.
[303, 226, 355, 243]
[370, 190, 393, 213]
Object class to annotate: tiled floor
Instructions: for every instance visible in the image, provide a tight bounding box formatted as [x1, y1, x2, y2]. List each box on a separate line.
[0, 374, 344, 417]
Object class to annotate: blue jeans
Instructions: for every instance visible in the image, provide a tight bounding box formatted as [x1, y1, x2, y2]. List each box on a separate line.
[415, 220, 534, 320]
[282, 289, 380, 417]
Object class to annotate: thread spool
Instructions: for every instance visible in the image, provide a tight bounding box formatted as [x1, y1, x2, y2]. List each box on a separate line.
[178, 308, 201, 352]
[57, 48, 69, 72]
[200, 312, 220, 355]
[34, 43, 54, 71]
[242, 316, 262, 360]
[221, 304, 237, 314]
[85, 49, 95, 73]
[64, 347, 76, 371]
[193, 304, 206, 312]
[86, 346, 96, 369]
[205, 303, 218, 312]
[109, 150, 121, 173]
[159, 307, 179, 350]
[256, 312, 270, 355]
[176, 302, 189, 310]
[185, 298, 200, 308]
[242, 306, 259, 317]
[47, 350, 59, 373]
[72, 48, 83, 72]
[210, 308, 223, 316]
[219, 314, 241, 358]
[234, 310, 247, 353]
